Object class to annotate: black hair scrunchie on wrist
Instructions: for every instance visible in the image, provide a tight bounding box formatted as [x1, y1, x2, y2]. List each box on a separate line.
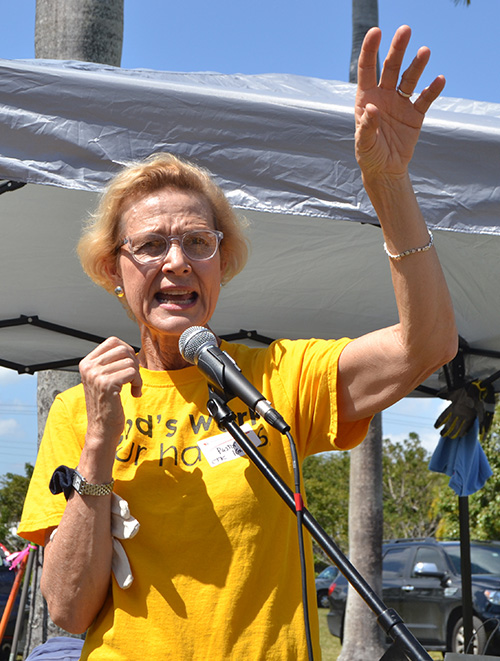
[49, 465, 75, 501]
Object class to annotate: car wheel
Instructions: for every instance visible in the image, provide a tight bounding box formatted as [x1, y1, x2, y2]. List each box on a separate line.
[451, 616, 487, 655]
[317, 590, 330, 609]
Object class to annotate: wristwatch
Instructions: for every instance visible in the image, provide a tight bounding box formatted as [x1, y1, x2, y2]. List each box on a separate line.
[72, 469, 114, 496]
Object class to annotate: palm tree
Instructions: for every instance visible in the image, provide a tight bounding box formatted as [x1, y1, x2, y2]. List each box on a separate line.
[337, 416, 385, 660]
[338, 3, 385, 660]
[22, 3, 124, 656]
[350, 0, 379, 83]
[341, 1, 469, 658]
[35, 0, 123, 66]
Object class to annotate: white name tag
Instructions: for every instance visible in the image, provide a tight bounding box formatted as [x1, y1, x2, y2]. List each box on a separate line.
[198, 423, 264, 467]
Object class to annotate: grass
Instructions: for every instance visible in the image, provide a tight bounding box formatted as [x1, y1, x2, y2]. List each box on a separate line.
[318, 608, 444, 660]
[318, 608, 341, 658]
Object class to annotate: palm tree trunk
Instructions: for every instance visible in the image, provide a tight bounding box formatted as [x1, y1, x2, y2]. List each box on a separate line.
[350, 0, 379, 83]
[337, 414, 385, 660]
[339, 5, 384, 657]
[35, 0, 124, 66]
[22, 4, 124, 656]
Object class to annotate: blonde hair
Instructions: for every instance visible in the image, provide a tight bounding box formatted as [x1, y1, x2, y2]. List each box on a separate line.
[77, 153, 249, 291]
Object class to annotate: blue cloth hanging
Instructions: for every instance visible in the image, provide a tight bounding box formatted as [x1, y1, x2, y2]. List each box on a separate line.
[24, 636, 84, 661]
[429, 419, 492, 496]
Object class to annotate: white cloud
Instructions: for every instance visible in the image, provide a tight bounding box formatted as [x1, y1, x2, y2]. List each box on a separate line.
[382, 396, 449, 454]
[0, 418, 20, 436]
[0, 367, 35, 385]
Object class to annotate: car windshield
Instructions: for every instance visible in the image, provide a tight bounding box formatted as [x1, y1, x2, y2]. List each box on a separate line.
[318, 566, 337, 580]
[442, 544, 500, 575]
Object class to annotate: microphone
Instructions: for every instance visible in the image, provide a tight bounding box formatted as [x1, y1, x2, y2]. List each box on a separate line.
[179, 326, 290, 434]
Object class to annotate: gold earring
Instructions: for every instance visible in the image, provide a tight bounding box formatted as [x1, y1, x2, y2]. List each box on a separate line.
[114, 286, 124, 298]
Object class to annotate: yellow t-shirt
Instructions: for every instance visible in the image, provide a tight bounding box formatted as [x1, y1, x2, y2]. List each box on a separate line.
[18, 338, 370, 660]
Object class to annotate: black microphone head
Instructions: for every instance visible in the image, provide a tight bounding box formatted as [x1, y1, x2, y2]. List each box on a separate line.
[179, 326, 217, 364]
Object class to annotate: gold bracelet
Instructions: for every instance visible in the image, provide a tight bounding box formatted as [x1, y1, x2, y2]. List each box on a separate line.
[383, 231, 434, 260]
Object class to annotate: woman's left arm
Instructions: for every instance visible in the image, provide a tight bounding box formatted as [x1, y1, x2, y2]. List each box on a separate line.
[338, 25, 458, 422]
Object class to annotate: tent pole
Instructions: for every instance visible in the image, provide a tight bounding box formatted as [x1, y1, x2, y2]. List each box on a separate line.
[458, 496, 474, 652]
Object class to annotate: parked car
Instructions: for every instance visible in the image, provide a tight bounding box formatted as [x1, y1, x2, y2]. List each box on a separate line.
[327, 538, 500, 655]
[315, 565, 339, 608]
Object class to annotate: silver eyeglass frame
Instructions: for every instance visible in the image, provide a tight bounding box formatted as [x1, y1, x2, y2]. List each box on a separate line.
[119, 229, 224, 265]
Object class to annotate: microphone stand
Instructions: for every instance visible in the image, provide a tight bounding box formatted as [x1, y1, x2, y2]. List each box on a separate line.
[205, 389, 432, 661]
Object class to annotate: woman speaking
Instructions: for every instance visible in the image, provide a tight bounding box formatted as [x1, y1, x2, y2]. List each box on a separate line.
[19, 25, 457, 660]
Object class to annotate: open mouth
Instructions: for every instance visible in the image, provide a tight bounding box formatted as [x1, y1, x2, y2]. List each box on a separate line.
[155, 290, 198, 307]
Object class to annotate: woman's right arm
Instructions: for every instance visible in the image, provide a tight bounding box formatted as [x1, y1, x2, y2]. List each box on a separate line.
[41, 337, 142, 633]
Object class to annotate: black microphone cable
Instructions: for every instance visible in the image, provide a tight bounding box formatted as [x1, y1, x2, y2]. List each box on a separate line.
[286, 428, 314, 661]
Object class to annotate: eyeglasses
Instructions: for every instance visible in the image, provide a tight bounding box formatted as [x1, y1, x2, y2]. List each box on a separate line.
[120, 229, 223, 265]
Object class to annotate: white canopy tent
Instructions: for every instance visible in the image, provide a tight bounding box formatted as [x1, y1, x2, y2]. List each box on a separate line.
[0, 58, 499, 396]
[3, 59, 498, 660]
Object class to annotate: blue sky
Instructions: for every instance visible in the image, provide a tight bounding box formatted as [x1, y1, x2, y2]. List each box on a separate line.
[0, 0, 498, 475]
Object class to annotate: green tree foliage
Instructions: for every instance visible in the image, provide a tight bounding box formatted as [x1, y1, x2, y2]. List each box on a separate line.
[303, 433, 450, 568]
[383, 433, 447, 540]
[435, 406, 500, 540]
[303, 451, 350, 565]
[0, 463, 33, 550]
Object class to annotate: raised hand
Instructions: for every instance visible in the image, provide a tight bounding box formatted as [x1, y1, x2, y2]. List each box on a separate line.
[355, 25, 445, 178]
